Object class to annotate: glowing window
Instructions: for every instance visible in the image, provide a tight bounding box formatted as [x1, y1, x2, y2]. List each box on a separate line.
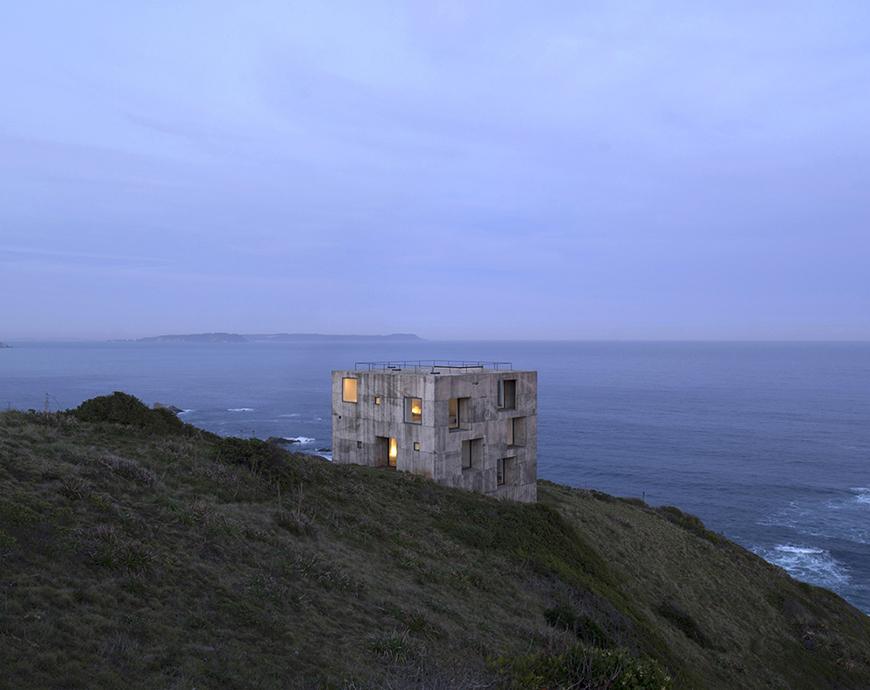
[413, 441, 421, 451]
[389, 437, 398, 467]
[342, 377, 358, 403]
[374, 396, 382, 405]
[404, 397, 423, 424]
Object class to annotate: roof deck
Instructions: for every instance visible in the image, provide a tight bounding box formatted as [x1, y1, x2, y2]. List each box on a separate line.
[353, 359, 514, 374]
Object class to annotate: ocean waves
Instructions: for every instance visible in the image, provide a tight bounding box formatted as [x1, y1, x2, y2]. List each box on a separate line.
[759, 489, 870, 546]
[852, 487, 870, 506]
[755, 544, 851, 589]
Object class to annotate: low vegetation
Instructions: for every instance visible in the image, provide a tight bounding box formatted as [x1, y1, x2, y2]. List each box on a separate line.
[0, 393, 868, 688]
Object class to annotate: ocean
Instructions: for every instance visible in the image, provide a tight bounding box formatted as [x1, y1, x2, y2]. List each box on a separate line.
[1, 340, 868, 613]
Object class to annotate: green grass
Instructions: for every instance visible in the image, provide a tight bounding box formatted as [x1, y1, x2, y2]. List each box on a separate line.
[0, 395, 868, 689]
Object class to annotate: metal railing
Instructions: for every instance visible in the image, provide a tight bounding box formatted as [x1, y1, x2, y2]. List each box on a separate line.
[354, 359, 513, 372]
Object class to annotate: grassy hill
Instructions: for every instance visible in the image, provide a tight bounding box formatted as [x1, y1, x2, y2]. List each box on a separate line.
[1, 393, 868, 689]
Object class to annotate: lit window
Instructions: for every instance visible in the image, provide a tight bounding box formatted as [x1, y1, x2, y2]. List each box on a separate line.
[389, 437, 398, 467]
[374, 396, 382, 405]
[497, 379, 516, 410]
[342, 377, 358, 403]
[413, 441, 420, 451]
[404, 397, 423, 424]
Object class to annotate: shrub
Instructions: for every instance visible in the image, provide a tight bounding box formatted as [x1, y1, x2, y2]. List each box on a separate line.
[98, 454, 156, 486]
[655, 506, 723, 545]
[656, 601, 711, 649]
[544, 603, 612, 648]
[369, 630, 415, 663]
[213, 437, 288, 476]
[81, 525, 154, 572]
[497, 644, 672, 690]
[71, 392, 196, 436]
[59, 477, 90, 500]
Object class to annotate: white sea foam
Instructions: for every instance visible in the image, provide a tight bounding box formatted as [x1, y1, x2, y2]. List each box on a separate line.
[178, 409, 193, 415]
[278, 413, 301, 418]
[756, 544, 850, 588]
[283, 436, 315, 444]
[227, 407, 254, 412]
[760, 493, 870, 545]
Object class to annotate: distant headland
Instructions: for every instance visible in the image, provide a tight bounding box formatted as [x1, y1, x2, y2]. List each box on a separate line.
[115, 332, 423, 344]
[0, 342, 10, 348]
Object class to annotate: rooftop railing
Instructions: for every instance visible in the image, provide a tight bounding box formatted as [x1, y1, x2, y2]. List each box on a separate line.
[354, 359, 513, 372]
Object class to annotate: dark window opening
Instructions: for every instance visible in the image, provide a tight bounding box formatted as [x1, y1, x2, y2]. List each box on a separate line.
[498, 379, 516, 410]
[461, 438, 482, 470]
[448, 397, 470, 430]
[497, 457, 515, 486]
[508, 417, 526, 447]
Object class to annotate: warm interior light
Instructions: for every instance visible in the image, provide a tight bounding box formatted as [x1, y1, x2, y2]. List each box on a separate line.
[389, 437, 398, 459]
[342, 377, 358, 403]
[411, 403, 422, 416]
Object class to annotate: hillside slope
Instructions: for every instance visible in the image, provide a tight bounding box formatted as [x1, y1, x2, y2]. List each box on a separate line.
[0, 395, 868, 689]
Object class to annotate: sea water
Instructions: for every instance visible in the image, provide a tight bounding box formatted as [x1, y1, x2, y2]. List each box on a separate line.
[1, 340, 868, 613]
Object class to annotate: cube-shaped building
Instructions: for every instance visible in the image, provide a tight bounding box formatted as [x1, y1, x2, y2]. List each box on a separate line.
[331, 361, 537, 502]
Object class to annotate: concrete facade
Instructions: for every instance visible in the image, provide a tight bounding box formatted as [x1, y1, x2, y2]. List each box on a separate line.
[331, 363, 537, 502]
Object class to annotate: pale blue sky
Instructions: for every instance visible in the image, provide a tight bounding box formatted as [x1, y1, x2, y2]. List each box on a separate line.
[1, 1, 869, 339]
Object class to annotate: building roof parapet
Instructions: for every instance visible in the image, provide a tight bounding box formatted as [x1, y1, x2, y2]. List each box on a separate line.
[353, 359, 513, 373]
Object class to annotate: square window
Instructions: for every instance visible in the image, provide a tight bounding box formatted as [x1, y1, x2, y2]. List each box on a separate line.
[413, 441, 421, 451]
[508, 417, 526, 447]
[342, 377, 358, 403]
[448, 397, 469, 430]
[404, 397, 423, 424]
[461, 438, 482, 470]
[374, 396, 382, 405]
[497, 379, 516, 410]
[497, 457, 514, 486]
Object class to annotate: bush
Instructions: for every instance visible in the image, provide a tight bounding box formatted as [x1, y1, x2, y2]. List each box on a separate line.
[369, 630, 415, 663]
[497, 644, 672, 689]
[656, 601, 711, 649]
[544, 603, 612, 647]
[98, 454, 156, 486]
[655, 506, 723, 545]
[213, 437, 289, 476]
[71, 392, 196, 436]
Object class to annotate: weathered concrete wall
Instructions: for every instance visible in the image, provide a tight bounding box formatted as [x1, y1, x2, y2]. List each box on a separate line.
[433, 371, 537, 502]
[331, 369, 537, 502]
[332, 371, 436, 478]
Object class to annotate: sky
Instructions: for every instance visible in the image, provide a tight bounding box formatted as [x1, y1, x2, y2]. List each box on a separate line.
[1, 1, 869, 340]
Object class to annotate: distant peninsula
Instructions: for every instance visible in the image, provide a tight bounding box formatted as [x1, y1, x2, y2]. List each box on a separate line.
[0, 342, 10, 348]
[245, 332, 422, 343]
[122, 332, 422, 343]
[131, 333, 247, 343]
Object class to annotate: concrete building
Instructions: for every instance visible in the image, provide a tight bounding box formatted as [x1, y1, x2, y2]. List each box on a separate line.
[331, 361, 537, 502]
